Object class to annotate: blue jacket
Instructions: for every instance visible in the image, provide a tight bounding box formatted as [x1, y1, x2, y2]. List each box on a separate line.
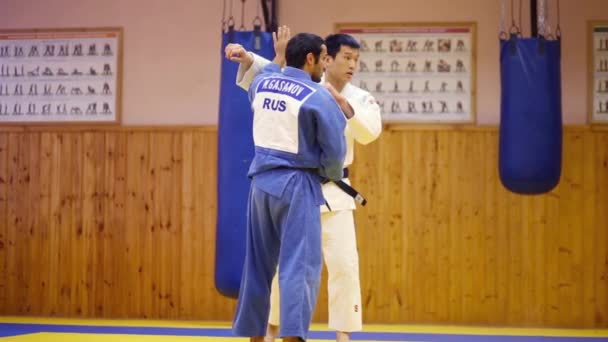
[246, 63, 347, 204]
[247, 63, 347, 181]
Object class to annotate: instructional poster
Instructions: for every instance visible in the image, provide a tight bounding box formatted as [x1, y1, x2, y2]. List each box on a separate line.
[337, 23, 476, 124]
[590, 22, 608, 124]
[0, 28, 122, 124]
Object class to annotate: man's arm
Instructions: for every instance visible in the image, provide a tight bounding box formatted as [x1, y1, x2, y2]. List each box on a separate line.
[324, 84, 382, 145]
[224, 25, 291, 91]
[324, 83, 355, 118]
[239, 53, 271, 91]
[311, 91, 347, 181]
[225, 43, 271, 91]
[345, 92, 382, 145]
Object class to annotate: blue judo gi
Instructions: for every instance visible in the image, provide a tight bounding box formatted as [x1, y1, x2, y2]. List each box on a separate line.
[232, 63, 347, 341]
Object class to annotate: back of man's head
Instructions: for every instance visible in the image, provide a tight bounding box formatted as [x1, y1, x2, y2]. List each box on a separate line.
[325, 33, 360, 58]
[285, 33, 324, 68]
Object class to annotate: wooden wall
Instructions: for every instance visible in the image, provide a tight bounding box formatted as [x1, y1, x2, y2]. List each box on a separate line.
[348, 126, 608, 328]
[0, 127, 233, 319]
[0, 126, 607, 328]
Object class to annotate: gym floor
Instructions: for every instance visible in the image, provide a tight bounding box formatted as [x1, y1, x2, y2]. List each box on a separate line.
[1, 317, 607, 341]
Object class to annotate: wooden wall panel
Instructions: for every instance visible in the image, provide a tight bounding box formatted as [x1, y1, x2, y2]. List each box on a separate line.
[0, 126, 606, 328]
[0, 133, 7, 310]
[347, 128, 608, 328]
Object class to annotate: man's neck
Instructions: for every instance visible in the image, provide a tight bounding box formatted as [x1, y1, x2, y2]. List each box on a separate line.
[325, 73, 347, 93]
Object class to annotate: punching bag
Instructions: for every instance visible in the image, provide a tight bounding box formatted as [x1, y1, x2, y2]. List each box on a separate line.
[499, 35, 562, 195]
[216, 29, 274, 298]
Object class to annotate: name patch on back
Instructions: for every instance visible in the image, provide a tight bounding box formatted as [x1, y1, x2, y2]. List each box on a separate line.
[256, 77, 315, 101]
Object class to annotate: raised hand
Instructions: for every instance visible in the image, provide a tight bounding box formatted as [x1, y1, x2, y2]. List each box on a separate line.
[272, 25, 291, 67]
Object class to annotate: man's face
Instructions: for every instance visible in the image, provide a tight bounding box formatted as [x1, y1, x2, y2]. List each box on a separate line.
[311, 44, 327, 83]
[325, 45, 359, 83]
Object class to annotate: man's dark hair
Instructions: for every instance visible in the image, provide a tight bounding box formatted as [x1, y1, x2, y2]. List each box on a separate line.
[325, 34, 360, 58]
[285, 33, 324, 68]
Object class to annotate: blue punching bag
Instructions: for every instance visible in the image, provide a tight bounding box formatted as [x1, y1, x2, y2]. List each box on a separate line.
[499, 35, 562, 194]
[216, 29, 274, 298]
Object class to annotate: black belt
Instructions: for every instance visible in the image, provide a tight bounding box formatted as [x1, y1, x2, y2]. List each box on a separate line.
[323, 168, 367, 207]
[342, 168, 349, 178]
[270, 167, 367, 208]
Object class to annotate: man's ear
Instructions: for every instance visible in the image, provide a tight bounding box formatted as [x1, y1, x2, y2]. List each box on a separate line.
[305, 52, 315, 66]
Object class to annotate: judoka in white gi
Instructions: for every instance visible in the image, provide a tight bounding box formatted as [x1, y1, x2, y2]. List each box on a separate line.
[229, 32, 347, 342]
[226, 27, 382, 342]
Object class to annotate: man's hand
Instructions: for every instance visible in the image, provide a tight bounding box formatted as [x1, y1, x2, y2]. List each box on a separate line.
[224, 43, 254, 70]
[325, 83, 354, 119]
[272, 25, 291, 67]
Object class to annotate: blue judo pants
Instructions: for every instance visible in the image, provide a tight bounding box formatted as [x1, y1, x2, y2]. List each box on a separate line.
[233, 169, 323, 341]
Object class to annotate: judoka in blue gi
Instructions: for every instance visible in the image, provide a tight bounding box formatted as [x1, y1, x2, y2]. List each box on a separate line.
[230, 32, 347, 342]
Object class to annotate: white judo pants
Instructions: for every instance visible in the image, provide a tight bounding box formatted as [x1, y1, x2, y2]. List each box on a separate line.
[268, 209, 362, 332]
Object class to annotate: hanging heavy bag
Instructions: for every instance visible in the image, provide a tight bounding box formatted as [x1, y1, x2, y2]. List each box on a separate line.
[216, 23, 274, 298]
[499, 0, 562, 195]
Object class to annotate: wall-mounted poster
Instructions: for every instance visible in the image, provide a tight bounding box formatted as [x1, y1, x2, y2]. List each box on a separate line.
[589, 21, 608, 124]
[0, 27, 122, 124]
[336, 22, 476, 124]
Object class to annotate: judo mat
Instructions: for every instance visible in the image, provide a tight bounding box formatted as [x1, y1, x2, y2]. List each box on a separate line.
[1, 317, 607, 341]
